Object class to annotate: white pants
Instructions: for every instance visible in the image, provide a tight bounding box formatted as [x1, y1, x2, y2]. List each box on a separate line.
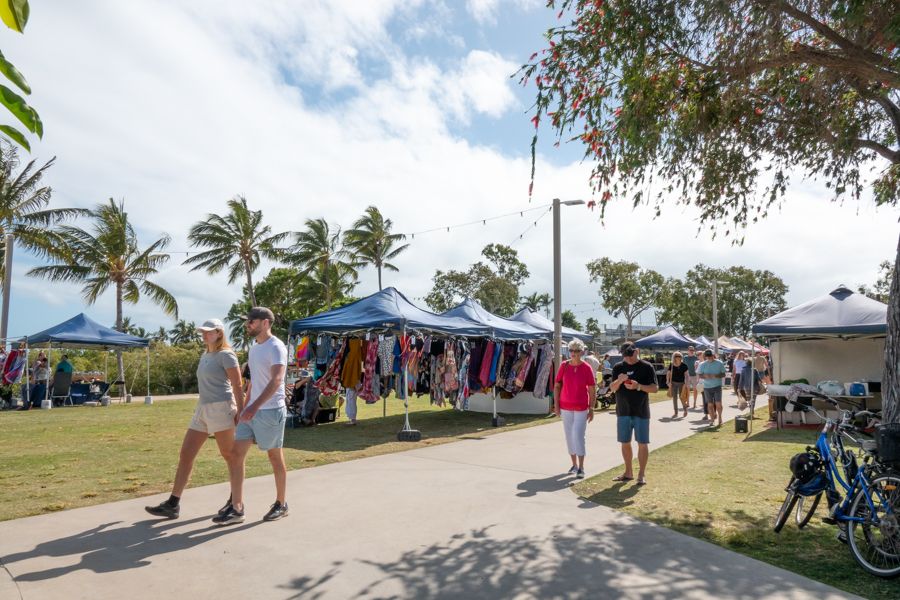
[345, 387, 358, 421]
[561, 409, 588, 457]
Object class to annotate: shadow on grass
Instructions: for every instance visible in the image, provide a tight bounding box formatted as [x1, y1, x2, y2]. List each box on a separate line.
[2, 517, 262, 581]
[277, 522, 843, 599]
[281, 410, 547, 454]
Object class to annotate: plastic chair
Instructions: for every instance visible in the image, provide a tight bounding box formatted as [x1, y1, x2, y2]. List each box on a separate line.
[50, 371, 73, 406]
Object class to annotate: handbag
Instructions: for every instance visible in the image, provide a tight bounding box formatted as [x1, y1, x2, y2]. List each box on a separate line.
[680, 384, 689, 403]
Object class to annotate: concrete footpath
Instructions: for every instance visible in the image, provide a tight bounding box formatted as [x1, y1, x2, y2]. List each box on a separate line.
[0, 393, 856, 600]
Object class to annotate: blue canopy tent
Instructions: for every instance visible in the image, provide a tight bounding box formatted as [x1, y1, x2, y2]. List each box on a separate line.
[290, 288, 491, 436]
[289, 287, 489, 337]
[441, 299, 547, 341]
[634, 325, 701, 350]
[694, 335, 713, 349]
[508, 308, 593, 342]
[24, 313, 151, 409]
[752, 286, 887, 338]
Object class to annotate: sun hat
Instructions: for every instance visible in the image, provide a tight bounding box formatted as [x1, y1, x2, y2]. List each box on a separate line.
[196, 318, 225, 332]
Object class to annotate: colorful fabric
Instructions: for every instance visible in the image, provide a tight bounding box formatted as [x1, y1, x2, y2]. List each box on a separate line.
[443, 341, 459, 393]
[478, 341, 495, 389]
[359, 338, 379, 403]
[533, 344, 554, 399]
[295, 337, 310, 362]
[341, 338, 364, 389]
[2, 350, 25, 385]
[315, 339, 347, 396]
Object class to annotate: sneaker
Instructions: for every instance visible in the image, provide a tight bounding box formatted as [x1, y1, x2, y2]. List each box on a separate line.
[217, 495, 232, 517]
[263, 501, 289, 522]
[212, 505, 245, 526]
[145, 500, 179, 519]
[575, 469, 585, 480]
[567, 465, 578, 476]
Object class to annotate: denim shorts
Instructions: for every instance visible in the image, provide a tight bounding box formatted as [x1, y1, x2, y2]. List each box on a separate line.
[236, 407, 286, 450]
[703, 387, 723, 404]
[617, 416, 650, 444]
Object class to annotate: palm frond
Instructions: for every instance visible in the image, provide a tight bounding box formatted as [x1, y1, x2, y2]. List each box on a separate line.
[141, 280, 179, 318]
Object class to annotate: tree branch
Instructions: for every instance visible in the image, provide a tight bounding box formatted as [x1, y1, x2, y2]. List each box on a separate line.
[764, 0, 893, 69]
[849, 138, 900, 163]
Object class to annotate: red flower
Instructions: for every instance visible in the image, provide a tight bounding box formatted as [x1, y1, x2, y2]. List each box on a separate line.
[755, 107, 763, 115]
[531, 115, 540, 129]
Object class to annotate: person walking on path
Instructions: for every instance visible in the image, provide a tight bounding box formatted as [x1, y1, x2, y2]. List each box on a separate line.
[666, 352, 689, 419]
[683, 346, 700, 408]
[552, 339, 596, 480]
[610, 342, 658, 485]
[146, 319, 244, 519]
[215, 307, 289, 525]
[698, 349, 727, 426]
[732, 351, 747, 396]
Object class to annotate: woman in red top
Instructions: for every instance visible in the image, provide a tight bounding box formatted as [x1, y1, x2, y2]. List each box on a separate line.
[553, 339, 596, 479]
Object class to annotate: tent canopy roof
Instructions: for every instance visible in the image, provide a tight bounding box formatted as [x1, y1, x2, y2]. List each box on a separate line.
[508, 309, 593, 342]
[752, 286, 887, 337]
[289, 287, 489, 336]
[634, 325, 700, 350]
[442, 299, 547, 340]
[26, 313, 149, 349]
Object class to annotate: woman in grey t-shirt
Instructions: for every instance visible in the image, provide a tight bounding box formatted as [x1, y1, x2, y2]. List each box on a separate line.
[146, 319, 244, 519]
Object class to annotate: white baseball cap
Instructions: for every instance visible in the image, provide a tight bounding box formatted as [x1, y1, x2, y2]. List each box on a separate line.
[196, 318, 225, 332]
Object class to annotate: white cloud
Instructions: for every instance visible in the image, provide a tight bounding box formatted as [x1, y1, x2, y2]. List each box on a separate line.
[466, 0, 500, 25]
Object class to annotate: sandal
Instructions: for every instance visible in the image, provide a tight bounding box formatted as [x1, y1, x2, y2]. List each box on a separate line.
[612, 474, 634, 482]
[636, 477, 647, 486]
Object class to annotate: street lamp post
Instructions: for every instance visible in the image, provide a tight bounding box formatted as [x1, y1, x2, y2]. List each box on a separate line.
[711, 280, 728, 355]
[553, 199, 585, 370]
[1, 233, 13, 349]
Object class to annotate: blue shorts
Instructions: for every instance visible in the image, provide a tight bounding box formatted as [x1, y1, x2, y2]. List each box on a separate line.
[617, 416, 650, 444]
[236, 407, 286, 450]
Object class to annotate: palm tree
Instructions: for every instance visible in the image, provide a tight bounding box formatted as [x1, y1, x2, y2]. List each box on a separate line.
[169, 319, 199, 345]
[225, 300, 253, 351]
[28, 199, 178, 395]
[343, 206, 409, 291]
[284, 218, 357, 310]
[0, 142, 86, 289]
[151, 326, 169, 344]
[183, 195, 288, 306]
[520, 292, 552, 314]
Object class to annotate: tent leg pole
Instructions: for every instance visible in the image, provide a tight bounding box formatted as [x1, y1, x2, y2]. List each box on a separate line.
[41, 343, 51, 410]
[23, 345, 29, 409]
[144, 347, 152, 405]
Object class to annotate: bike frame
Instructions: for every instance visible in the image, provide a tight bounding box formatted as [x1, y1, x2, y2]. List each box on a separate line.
[810, 414, 891, 526]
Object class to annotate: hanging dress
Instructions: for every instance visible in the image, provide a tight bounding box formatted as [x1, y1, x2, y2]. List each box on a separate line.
[359, 338, 379, 403]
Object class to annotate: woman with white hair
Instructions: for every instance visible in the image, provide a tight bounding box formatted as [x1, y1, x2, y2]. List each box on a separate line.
[553, 339, 596, 479]
[146, 319, 245, 519]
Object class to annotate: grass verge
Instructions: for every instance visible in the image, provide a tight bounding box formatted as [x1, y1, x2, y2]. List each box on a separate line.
[572, 407, 897, 600]
[0, 395, 548, 522]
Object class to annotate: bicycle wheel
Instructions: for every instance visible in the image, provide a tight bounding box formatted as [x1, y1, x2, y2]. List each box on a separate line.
[774, 478, 799, 533]
[847, 474, 900, 578]
[795, 492, 822, 529]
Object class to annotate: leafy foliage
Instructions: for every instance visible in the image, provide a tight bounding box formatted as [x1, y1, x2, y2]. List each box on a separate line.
[183, 195, 288, 306]
[168, 319, 200, 346]
[522, 0, 900, 229]
[585, 257, 664, 335]
[655, 264, 788, 337]
[858, 259, 893, 303]
[0, 0, 40, 151]
[520, 291, 553, 313]
[0, 142, 85, 281]
[343, 205, 409, 291]
[561, 309, 582, 330]
[284, 218, 358, 310]
[425, 244, 530, 316]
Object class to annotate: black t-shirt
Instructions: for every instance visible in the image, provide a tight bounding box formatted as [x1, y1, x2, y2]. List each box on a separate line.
[612, 359, 655, 419]
[668, 362, 688, 383]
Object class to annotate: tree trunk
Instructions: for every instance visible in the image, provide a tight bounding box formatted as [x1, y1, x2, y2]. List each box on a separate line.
[626, 316, 634, 338]
[115, 282, 125, 399]
[244, 258, 257, 306]
[325, 264, 332, 310]
[377, 264, 382, 291]
[882, 232, 900, 423]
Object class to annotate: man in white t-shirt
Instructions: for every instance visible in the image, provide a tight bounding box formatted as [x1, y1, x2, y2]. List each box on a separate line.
[214, 306, 289, 525]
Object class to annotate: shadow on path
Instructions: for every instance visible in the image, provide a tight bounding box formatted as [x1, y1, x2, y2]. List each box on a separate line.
[515, 474, 572, 497]
[2, 516, 261, 582]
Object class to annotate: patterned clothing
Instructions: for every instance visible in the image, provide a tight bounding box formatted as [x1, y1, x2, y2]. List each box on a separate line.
[316, 339, 347, 396]
[533, 344, 554, 399]
[359, 338, 379, 403]
[341, 338, 364, 389]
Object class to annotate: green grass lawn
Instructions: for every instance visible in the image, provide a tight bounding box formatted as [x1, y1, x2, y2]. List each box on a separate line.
[572, 408, 898, 600]
[0, 395, 549, 522]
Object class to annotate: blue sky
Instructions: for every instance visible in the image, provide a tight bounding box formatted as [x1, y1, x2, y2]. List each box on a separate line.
[3, 0, 898, 340]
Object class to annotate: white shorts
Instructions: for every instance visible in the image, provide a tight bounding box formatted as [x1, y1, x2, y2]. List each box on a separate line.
[686, 374, 700, 388]
[189, 401, 237, 434]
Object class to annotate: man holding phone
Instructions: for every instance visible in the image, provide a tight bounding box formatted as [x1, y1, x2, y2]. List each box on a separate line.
[610, 342, 658, 485]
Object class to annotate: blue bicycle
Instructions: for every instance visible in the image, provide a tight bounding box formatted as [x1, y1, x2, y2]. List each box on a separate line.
[772, 392, 900, 578]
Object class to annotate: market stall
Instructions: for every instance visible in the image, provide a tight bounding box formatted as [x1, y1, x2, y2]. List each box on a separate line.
[23, 313, 151, 408]
[508, 308, 593, 342]
[442, 299, 552, 416]
[752, 286, 885, 424]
